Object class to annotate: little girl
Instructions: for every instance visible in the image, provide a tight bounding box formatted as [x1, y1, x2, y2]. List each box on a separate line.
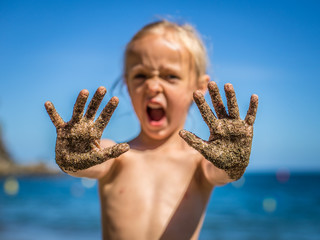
[45, 20, 258, 240]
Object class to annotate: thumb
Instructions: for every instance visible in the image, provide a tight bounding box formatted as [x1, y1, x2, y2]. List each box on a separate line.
[101, 143, 130, 160]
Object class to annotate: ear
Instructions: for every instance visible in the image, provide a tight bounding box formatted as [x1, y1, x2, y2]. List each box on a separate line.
[197, 74, 210, 95]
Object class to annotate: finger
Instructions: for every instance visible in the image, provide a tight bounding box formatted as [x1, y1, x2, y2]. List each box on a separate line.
[57, 143, 129, 172]
[179, 130, 223, 166]
[193, 91, 217, 130]
[179, 129, 210, 152]
[224, 83, 240, 119]
[57, 151, 109, 172]
[102, 143, 130, 159]
[84, 86, 107, 120]
[180, 130, 240, 172]
[245, 94, 258, 125]
[44, 101, 65, 128]
[208, 82, 228, 119]
[95, 96, 119, 131]
[71, 89, 89, 123]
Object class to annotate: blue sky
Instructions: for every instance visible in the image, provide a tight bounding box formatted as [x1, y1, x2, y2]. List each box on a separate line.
[0, 0, 319, 171]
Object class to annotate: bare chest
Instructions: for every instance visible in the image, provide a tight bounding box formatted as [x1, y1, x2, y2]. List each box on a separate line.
[100, 151, 200, 210]
[98, 151, 211, 239]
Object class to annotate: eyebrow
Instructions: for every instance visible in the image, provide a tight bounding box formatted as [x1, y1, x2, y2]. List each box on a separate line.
[159, 65, 181, 73]
[129, 63, 181, 73]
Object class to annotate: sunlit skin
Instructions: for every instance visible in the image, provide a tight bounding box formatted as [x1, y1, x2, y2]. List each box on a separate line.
[45, 34, 258, 239]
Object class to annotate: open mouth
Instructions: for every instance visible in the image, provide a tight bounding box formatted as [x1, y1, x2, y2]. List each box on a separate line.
[146, 105, 166, 122]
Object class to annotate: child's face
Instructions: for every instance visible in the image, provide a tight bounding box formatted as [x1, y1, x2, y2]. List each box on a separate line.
[125, 34, 203, 140]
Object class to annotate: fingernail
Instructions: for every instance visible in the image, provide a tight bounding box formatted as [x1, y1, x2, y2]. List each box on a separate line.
[179, 129, 187, 137]
[98, 86, 107, 94]
[224, 83, 233, 91]
[44, 101, 51, 108]
[251, 94, 259, 102]
[80, 89, 89, 96]
[193, 91, 205, 104]
[208, 81, 216, 89]
[109, 96, 119, 106]
[124, 143, 130, 151]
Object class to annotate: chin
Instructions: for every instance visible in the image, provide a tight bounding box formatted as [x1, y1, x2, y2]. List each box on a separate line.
[141, 124, 182, 142]
[142, 128, 169, 140]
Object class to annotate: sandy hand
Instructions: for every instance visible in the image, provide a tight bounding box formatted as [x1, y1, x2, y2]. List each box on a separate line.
[45, 87, 129, 172]
[180, 82, 258, 180]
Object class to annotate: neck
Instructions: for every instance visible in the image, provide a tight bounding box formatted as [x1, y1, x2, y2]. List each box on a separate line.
[129, 129, 188, 151]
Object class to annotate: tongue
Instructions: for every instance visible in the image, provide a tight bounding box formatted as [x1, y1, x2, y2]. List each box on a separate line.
[148, 108, 165, 121]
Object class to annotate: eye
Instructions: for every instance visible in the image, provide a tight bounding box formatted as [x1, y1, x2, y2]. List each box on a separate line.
[133, 73, 147, 79]
[168, 75, 178, 79]
[164, 74, 180, 83]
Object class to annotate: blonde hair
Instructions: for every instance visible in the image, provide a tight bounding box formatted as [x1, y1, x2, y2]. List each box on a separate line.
[124, 20, 208, 80]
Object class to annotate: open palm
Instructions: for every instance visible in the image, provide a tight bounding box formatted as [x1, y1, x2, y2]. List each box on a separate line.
[180, 82, 258, 180]
[45, 87, 129, 172]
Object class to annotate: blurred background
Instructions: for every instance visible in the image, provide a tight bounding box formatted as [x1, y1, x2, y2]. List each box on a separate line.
[0, 0, 319, 239]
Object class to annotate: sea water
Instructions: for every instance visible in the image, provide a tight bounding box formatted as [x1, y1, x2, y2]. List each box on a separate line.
[1, 173, 319, 240]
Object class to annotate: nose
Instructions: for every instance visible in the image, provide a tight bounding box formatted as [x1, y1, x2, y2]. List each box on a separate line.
[146, 78, 163, 96]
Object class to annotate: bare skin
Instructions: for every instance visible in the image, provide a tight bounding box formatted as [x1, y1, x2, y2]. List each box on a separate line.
[45, 34, 258, 239]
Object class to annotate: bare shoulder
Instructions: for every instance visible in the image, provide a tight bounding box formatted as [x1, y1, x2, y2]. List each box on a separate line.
[182, 147, 231, 188]
[200, 159, 233, 187]
[100, 138, 117, 148]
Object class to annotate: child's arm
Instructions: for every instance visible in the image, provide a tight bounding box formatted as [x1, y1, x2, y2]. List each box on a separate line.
[180, 82, 258, 185]
[45, 87, 129, 179]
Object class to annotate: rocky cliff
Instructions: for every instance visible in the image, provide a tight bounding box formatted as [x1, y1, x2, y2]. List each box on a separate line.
[0, 126, 59, 176]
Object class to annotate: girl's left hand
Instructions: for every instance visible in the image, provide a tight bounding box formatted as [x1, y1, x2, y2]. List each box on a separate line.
[179, 82, 258, 180]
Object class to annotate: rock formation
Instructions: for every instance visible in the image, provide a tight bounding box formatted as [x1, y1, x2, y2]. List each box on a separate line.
[0, 125, 59, 176]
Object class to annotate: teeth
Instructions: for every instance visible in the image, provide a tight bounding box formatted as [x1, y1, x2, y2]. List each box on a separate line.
[147, 103, 163, 109]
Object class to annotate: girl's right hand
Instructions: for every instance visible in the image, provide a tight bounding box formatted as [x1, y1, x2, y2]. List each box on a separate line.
[179, 82, 258, 181]
[45, 87, 129, 173]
